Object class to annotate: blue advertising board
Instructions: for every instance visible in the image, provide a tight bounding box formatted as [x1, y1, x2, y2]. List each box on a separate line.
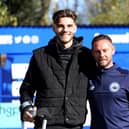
[77, 26, 129, 52]
[0, 103, 21, 128]
[0, 26, 129, 54]
[0, 27, 54, 54]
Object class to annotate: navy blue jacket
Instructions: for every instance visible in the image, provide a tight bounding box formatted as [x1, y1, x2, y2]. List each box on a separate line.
[88, 64, 129, 129]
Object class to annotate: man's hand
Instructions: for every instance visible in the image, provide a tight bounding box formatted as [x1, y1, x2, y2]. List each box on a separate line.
[23, 107, 37, 123]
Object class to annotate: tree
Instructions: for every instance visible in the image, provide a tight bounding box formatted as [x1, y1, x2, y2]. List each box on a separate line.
[88, 0, 129, 25]
[5, 0, 51, 26]
[0, 0, 17, 26]
[39, 0, 51, 25]
[1, 0, 129, 26]
[15, 0, 42, 26]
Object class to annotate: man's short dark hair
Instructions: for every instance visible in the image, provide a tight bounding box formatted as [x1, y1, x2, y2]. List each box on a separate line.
[91, 34, 112, 47]
[52, 9, 77, 24]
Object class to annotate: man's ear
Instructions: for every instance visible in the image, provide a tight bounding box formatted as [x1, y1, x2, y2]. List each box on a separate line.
[112, 45, 116, 55]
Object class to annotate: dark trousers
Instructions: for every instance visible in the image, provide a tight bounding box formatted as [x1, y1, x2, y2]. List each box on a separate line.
[34, 116, 83, 129]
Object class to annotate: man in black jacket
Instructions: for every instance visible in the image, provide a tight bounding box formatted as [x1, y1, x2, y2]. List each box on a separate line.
[19, 9, 96, 129]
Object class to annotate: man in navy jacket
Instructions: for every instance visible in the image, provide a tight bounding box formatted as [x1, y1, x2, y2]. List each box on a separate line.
[88, 34, 129, 129]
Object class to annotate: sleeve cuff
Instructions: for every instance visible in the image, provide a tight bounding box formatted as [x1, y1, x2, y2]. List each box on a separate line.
[21, 101, 32, 109]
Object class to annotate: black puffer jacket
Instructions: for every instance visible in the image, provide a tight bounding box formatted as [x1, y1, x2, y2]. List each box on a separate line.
[20, 37, 96, 127]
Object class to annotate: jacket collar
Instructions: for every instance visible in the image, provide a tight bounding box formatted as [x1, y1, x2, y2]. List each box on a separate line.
[48, 36, 83, 50]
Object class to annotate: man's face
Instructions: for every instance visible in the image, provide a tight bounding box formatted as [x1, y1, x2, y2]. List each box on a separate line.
[92, 39, 115, 69]
[53, 17, 77, 46]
